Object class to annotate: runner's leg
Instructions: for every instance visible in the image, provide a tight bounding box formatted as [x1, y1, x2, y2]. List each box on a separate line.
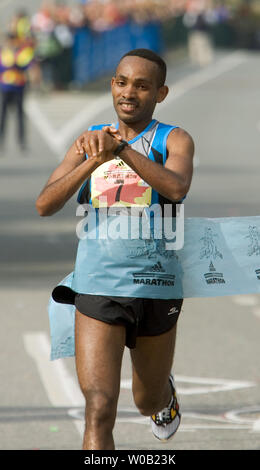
[75, 309, 126, 450]
[130, 324, 177, 416]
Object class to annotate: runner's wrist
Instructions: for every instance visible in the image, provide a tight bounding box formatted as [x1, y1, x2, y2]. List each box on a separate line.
[82, 155, 100, 171]
[113, 139, 129, 158]
[116, 144, 132, 161]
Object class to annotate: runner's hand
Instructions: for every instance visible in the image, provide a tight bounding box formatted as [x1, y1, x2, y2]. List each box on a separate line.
[75, 129, 121, 164]
[102, 126, 122, 142]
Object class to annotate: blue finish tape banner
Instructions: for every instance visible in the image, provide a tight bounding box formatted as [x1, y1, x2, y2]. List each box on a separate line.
[48, 215, 260, 359]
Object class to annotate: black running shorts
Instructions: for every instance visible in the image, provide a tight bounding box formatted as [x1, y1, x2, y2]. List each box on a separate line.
[74, 294, 183, 349]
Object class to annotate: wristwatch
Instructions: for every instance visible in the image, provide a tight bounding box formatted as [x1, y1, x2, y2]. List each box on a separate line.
[113, 140, 129, 159]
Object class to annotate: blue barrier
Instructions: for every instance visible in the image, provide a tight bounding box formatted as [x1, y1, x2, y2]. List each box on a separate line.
[72, 21, 164, 85]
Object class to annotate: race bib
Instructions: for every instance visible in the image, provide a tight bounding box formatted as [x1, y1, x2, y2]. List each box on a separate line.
[91, 159, 152, 208]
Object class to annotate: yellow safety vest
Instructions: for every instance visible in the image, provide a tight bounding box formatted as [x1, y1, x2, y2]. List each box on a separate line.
[0, 45, 34, 86]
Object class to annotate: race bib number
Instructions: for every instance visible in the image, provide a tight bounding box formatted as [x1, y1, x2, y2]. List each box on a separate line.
[91, 159, 152, 208]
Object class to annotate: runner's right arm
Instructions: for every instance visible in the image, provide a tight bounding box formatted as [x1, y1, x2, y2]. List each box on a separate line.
[36, 130, 120, 216]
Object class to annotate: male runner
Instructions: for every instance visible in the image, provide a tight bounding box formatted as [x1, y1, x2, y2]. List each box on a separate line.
[36, 49, 194, 450]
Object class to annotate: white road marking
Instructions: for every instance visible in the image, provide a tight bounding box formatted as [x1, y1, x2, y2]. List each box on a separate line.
[252, 420, 260, 431]
[177, 375, 255, 395]
[232, 295, 259, 307]
[68, 406, 255, 432]
[24, 98, 62, 154]
[25, 92, 112, 157]
[121, 375, 255, 395]
[23, 332, 84, 436]
[55, 93, 112, 149]
[252, 307, 260, 319]
[232, 295, 260, 319]
[25, 51, 247, 157]
[116, 407, 260, 432]
[23, 332, 84, 406]
[225, 406, 260, 433]
[160, 51, 247, 107]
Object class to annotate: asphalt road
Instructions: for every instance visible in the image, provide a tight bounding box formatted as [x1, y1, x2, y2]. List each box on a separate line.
[0, 48, 260, 452]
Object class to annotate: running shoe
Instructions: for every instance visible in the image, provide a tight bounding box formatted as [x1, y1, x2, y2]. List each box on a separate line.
[150, 374, 181, 441]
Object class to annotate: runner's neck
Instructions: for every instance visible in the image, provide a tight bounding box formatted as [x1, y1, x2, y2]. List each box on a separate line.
[117, 118, 155, 142]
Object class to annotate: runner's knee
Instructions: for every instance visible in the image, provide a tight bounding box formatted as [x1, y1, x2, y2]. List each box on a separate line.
[133, 379, 171, 416]
[133, 391, 164, 416]
[83, 389, 118, 427]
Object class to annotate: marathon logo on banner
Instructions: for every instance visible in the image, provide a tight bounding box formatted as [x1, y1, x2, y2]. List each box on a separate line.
[204, 266, 226, 285]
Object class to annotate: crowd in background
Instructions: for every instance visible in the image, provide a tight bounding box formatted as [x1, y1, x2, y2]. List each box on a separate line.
[0, 0, 260, 91]
[4, 1, 260, 47]
[5, 1, 258, 39]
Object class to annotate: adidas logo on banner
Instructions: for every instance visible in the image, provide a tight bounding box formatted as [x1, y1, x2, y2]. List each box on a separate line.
[150, 261, 165, 273]
[132, 261, 175, 287]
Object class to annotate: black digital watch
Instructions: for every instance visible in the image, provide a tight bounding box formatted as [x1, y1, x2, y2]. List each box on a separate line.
[113, 140, 129, 158]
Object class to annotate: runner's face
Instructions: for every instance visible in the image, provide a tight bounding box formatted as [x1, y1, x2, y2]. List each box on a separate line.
[111, 56, 166, 125]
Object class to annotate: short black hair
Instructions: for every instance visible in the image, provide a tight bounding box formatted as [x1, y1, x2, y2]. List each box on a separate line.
[119, 48, 167, 87]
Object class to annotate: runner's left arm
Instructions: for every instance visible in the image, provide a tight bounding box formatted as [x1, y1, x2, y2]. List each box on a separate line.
[116, 127, 194, 202]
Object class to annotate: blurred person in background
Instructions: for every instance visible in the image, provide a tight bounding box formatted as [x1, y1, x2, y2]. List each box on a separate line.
[9, 9, 32, 42]
[0, 32, 35, 153]
[184, 0, 216, 67]
[83, 0, 107, 32]
[52, 2, 74, 88]
[126, 0, 167, 24]
[68, 3, 86, 29]
[31, 1, 62, 90]
[101, 0, 126, 30]
[83, 0, 125, 32]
